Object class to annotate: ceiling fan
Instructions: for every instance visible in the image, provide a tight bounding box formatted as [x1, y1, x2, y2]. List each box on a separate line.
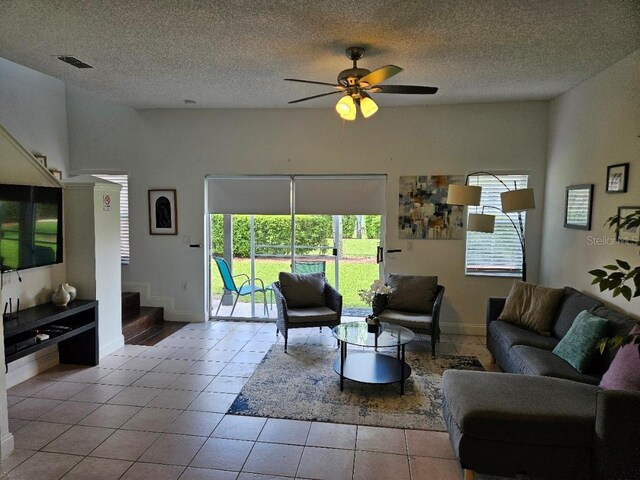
[285, 46, 438, 120]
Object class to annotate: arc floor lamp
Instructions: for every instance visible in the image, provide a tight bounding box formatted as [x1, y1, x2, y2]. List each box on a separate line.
[448, 172, 535, 281]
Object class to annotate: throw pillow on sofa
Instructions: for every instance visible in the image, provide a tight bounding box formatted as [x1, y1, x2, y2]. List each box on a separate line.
[600, 324, 640, 391]
[552, 310, 609, 373]
[498, 281, 565, 336]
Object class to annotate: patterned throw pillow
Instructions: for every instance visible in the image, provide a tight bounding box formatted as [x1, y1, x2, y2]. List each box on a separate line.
[552, 310, 609, 373]
[497, 281, 565, 336]
[600, 325, 640, 390]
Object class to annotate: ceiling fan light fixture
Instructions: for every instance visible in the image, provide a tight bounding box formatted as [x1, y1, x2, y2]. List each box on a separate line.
[336, 95, 356, 120]
[360, 95, 378, 118]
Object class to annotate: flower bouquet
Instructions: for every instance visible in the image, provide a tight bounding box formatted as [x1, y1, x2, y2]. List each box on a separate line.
[359, 279, 393, 332]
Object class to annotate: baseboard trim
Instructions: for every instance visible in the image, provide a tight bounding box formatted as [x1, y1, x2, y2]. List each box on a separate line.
[165, 312, 207, 323]
[440, 322, 486, 336]
[100, 334, 125, 359]
[6, 349, 59, 389]
[1, 433, 14, 460]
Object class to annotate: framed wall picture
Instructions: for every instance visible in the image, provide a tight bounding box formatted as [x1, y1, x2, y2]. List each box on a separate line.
[606, 163, 629, 193]
[616, 206, 640, 245]
[149, 189, 178, 235]
[564, 184, 594, 230]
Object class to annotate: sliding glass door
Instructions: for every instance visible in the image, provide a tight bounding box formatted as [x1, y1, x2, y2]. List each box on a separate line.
[207, 175, 386, 320]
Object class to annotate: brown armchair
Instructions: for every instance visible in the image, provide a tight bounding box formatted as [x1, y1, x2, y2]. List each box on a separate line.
[272, 272, 342, 352]
[373, 274, 445, 358]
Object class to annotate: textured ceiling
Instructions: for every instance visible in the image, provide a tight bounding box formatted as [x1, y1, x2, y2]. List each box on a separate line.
[0, 0, 638, 109]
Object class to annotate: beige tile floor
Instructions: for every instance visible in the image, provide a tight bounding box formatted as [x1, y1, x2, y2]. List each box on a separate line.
[4, 320, 500, 480]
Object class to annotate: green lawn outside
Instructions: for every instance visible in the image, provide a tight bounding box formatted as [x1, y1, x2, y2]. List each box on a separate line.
[0, 239, 19, 268]
[212, 257, 379, 308]
[341, 238, 378, 257]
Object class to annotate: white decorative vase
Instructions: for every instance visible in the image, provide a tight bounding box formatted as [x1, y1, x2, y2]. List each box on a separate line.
[52, 284, 71, 306]
[63, 283, 77, 302]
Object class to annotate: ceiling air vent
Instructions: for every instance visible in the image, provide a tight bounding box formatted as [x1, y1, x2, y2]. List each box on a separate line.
[57, 56, 93, 69]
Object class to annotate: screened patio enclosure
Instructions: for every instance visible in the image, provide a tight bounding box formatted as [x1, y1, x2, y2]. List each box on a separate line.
[206, 175, 386, 320]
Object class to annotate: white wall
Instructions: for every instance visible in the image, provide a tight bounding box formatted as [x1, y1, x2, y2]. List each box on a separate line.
[67, 89, 550, 333]
[540, 49, 640, 318]
[0, 58, 69, 175]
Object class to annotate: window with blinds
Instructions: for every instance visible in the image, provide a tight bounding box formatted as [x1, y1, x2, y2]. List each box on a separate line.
[93, 174, 130, 264]
[465, 174, 528, 276]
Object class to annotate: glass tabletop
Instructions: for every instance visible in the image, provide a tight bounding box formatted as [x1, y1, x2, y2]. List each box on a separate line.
[332, 321, 415, 348]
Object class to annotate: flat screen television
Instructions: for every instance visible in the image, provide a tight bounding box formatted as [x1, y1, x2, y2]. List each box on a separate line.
[0, 184, 63, 273]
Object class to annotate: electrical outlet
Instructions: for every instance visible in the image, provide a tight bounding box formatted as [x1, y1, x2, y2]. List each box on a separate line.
[181, 281, 188, 290]
[407, 241, 413, 251]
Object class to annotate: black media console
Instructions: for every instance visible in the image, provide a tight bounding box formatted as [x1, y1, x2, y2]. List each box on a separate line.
[3, 300, 99, 366]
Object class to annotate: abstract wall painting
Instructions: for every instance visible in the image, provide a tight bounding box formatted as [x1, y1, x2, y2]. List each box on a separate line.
[398, 175, 465, 239]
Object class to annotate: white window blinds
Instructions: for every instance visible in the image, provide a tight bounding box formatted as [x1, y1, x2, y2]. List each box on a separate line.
[93, 174, 130, 264]
[465, 174, 528, 276]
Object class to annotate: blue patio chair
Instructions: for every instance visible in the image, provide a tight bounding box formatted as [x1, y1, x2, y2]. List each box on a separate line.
[213, 256, 269, 317]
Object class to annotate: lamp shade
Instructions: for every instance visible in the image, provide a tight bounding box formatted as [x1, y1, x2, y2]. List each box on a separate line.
[336, 96, 356, 121]
[447, 184, 482, 206]
[501, 188, 535, 212]
[360, 96, 378, 118]
[467, 213, 495, 233]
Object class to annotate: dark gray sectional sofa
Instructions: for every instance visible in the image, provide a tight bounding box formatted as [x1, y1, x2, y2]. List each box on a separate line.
[486, 286, 635, 383]
[442, 286, 640, 480]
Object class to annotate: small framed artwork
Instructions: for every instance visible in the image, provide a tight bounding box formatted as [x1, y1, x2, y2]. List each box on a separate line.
[616, 206, 640, 245]
[34, 154, 48, 168]
[564, 184, 594, 230]
[606, 163, 629, 193]
[149, 189, 178, 235]
[49, 169, 63, 180]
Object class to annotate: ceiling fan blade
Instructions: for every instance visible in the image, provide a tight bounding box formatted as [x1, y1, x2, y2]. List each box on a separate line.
[375, 85, 438, 94]
[288, 91, 342, 104]
[359, 65, 402, 86]
[285, 78, 342, 88]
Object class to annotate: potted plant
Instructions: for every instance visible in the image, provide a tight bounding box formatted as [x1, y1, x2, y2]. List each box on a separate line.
[589, 208, 640, 351]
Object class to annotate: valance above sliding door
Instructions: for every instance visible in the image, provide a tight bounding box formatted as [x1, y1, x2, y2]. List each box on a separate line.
[207, 176, 291, 214]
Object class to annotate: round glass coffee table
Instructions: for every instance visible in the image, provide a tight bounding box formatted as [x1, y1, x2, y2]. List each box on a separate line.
[332, 321, 415, 395]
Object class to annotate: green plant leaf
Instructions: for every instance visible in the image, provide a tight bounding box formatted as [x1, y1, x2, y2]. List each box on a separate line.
[621, 285, 633, 301]
[604, 265, 619, 270]
[589, 269, 607, 278]
[617, 259, 631, 270]
[610, 337, 624, 349]
[598, 338, 608, 354]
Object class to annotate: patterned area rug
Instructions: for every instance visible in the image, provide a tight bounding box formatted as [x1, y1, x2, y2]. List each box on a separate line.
[229, 345, 483, 430]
